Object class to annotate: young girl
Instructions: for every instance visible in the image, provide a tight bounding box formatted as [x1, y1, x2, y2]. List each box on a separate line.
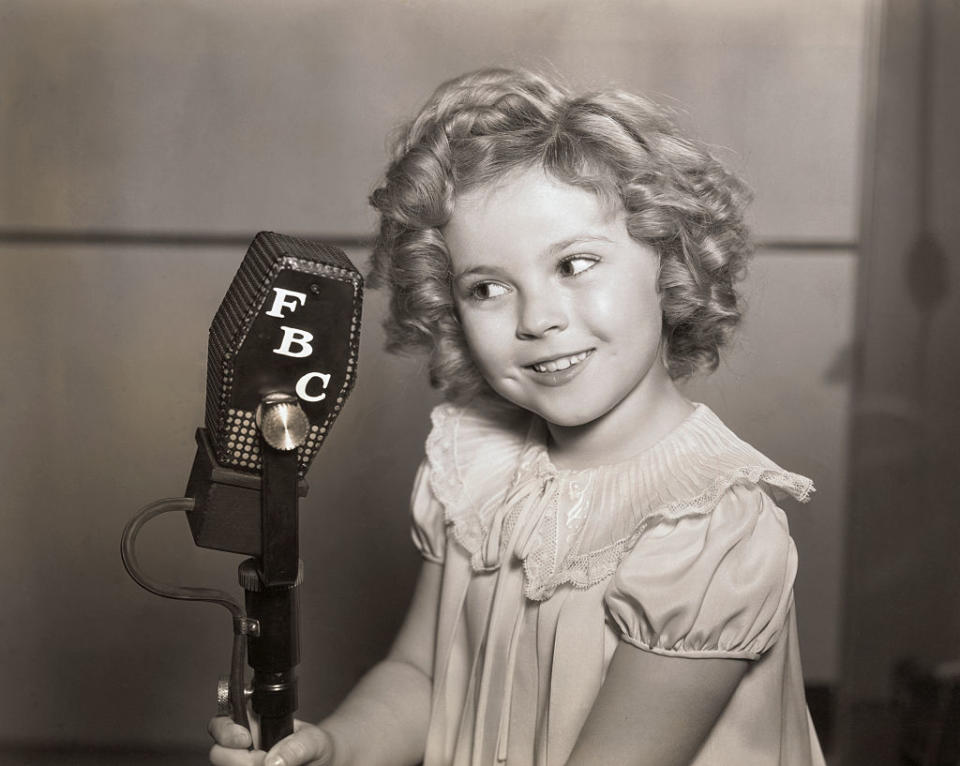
[209, 68, 826, 766]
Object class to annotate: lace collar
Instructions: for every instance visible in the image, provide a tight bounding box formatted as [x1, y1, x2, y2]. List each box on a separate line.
[425, 397, 813, 600]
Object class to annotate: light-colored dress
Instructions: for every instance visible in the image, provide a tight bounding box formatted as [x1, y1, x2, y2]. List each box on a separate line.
[411, 398, 826, 766]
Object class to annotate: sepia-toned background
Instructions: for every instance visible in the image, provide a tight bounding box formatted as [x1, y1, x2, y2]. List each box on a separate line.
[1, 1, 957, 763]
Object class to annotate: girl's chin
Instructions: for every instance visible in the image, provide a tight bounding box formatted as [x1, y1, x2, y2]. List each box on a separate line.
[525, 401, 608, 429]
[489, 382, 609, 428]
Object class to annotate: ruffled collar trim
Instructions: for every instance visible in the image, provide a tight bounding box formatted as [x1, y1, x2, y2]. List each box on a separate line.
[426, 397, 813, 600]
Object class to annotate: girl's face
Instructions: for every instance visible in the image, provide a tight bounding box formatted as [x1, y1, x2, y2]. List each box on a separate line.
[445, 166, 671, 429]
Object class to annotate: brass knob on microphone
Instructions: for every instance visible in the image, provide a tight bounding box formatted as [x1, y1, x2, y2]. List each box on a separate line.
[216, 676, 232, 717]
[255, 393, 309, 451]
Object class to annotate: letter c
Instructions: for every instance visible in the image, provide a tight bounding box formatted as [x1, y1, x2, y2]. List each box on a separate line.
[296, 371, 331, 402]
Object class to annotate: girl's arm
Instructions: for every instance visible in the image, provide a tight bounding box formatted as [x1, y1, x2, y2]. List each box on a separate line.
[564, 642, 749, 766]
[210, 559, 441, 766]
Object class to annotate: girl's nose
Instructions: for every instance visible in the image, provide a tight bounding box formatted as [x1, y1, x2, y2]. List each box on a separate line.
[516, 293, 568, 339]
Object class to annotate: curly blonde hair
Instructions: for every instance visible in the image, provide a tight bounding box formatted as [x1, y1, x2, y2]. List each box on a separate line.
[368, 68, 752, 401]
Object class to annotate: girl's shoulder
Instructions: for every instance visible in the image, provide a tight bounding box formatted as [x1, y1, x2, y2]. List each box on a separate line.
[558, 403, 813, 597]
[621, 402, 816, 515]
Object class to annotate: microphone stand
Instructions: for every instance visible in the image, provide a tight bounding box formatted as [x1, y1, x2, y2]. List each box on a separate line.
[240, 391, 307, 749]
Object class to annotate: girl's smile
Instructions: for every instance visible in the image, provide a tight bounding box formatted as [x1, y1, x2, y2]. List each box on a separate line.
[529, 348, 591, 373]
[525, 348, 594, 385]
[445, 166, 692, 465]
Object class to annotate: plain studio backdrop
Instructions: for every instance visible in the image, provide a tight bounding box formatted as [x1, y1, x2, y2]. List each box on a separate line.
[0, 1, 957, 764]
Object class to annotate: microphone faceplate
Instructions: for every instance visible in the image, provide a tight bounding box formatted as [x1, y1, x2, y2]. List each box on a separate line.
[205, 231, 362, 478]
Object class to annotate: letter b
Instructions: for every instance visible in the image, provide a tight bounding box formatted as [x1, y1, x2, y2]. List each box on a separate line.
[273, 326, 314, 358]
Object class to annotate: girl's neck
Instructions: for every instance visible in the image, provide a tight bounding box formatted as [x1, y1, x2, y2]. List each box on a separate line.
[544, 371, 694, 471]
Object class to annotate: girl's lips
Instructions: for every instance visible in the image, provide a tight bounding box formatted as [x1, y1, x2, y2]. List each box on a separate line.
[525, 349, 594, 387]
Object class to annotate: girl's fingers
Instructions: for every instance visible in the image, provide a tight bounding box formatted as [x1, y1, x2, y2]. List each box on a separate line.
[263, 726, 334, 766]
[208, 716, 254, 748]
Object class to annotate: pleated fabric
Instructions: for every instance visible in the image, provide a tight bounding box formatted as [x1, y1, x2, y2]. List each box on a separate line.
[410, 397, 826, 765]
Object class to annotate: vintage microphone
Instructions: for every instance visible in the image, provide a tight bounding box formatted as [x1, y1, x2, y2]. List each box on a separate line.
[121, 231, 362, 750]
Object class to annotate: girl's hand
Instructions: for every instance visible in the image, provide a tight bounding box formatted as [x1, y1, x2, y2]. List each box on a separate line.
[208, 716, 335, 766]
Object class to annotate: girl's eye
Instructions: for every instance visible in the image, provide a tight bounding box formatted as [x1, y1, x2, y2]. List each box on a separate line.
[468, 281, 510, 301]
[559, 255, 599, 277]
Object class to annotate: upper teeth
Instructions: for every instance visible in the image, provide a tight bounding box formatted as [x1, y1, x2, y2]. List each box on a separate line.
[532, 351, 590, 373]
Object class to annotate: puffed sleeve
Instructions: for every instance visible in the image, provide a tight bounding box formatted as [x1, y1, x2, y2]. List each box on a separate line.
[410, 458, 446, 563]
[603, 483, 797, 659]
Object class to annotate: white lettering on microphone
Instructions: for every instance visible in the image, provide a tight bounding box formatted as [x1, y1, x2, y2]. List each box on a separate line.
[274, 326, 314, 358]
[265, 287, 308, 318]
[296, 372, 331, 402]
[263, 286, 335, 405]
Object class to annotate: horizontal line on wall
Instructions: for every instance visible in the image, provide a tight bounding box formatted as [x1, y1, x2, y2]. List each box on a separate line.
[760, 240, 857, 252]
[0, 228, 857, 253]
[0, 229, 375, 249]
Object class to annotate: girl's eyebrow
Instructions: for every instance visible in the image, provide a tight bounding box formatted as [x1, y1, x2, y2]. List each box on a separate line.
[453, 264, 510, 285]
[543, 233, 615, 257]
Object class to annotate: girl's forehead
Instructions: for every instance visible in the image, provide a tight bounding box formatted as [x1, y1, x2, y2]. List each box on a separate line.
[451, 166, 623, 226]
[444, 167, 631, 268]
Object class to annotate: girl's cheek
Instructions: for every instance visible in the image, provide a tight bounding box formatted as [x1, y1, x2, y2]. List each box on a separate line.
[461, 313, 502, 362]
[463, 304, 511, 335]
[580, 289, 627, 329]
